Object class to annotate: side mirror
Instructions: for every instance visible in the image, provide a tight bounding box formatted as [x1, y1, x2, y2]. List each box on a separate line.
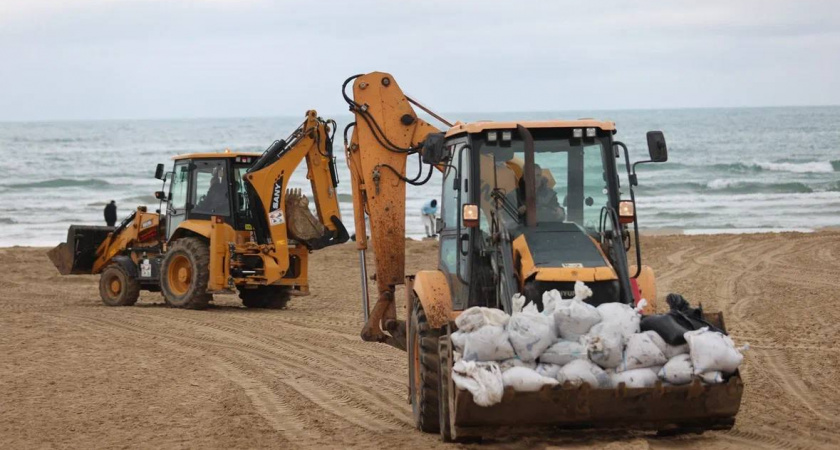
[154, 191, 167, 201]
[462, 203, 479, 228]
[154, 163, 166, 180]
[646, 131, 668, 163]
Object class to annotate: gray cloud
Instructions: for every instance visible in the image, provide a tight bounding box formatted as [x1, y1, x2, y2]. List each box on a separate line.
[1, 0, 838, 121]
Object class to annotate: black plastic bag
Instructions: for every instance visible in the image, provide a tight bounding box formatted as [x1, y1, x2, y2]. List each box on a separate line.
[640, 294, 724, 345]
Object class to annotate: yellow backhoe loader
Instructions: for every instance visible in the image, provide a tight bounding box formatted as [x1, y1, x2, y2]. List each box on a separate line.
[342, 72, 743, 440]
[49, 110, 348, 309]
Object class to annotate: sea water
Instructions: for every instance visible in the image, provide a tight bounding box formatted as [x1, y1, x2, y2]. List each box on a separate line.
[1, 106, 838, 247]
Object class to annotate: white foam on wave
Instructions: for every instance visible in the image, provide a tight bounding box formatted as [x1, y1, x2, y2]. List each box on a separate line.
[683, 228, 814, 235]
[706, 178, 737, 189]
[755, 161, 834, 173]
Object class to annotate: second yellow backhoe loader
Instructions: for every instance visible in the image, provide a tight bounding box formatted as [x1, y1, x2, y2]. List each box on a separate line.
[49, 110, 348, 309]
[342, 72, 743, 440]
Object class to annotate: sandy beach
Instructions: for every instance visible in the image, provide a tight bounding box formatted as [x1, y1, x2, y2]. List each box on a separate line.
[2, 231, 840, 449]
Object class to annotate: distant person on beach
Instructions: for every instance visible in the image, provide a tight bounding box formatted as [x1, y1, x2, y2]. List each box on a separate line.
[421, 199, 438, 237]
[104, 200, 117, 227]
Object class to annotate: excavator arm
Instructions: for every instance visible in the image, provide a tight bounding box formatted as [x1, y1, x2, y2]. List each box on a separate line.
[245, 110, 349, 282]
[343, 73, 444, 348]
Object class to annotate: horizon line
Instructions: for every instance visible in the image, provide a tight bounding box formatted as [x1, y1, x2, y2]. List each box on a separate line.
[1, 103, 838, 125]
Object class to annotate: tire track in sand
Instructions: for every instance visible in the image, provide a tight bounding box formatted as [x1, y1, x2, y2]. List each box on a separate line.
[119, 309, 411, 417]
[210, 359, 311, 444]
[682, 234, 840, 446]
[66, 312, 411, 433]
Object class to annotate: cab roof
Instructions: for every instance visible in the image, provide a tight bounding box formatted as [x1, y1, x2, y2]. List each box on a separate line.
[444, 119, 616, 138]
[172, 151, 262, 161]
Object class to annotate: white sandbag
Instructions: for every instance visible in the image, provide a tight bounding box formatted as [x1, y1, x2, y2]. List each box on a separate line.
[556, 359, 612, 388]
[499, 357, 538, 372]
[535, 363, 562, 379]
[452, 360, 504, 407]
[664, 343, 690, 359]
[456, 306, 510, 332]
[699, 371, 724, 384]
[540, 340, 587, 366]
[462, 325, 516, 361]
[542, 290, 563, 315]
[684, 327, 745, 375]
[542, 281, 594, 314]
[618, 332, 667, 372]
[502, 366, 559, 392]
[454, 350, 462, 362]
[507, 311, 556, 362]
[522, 302, 539, 314]
[450, 330, 466, 352]
[658, 354, 694, 385]
[595, 302, 643, 341]
[612, 368, 659, 388]
[644, 330, 690, 359]
[511, 293, 526, 314]
[553, 300, 602, 340]
[582, 328, 624, 369]
[573, 280, 594, 301]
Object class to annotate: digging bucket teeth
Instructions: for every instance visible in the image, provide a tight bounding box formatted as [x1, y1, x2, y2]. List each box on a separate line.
[438, 321, 744, 441]
[47, 225, 113, 275]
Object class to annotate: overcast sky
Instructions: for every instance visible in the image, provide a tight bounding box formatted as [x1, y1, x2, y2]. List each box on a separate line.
[1, 0, 839, 121]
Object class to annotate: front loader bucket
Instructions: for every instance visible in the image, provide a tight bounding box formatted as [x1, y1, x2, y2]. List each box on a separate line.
[439, 326, 744, 441]
[47, 225, 113, 275]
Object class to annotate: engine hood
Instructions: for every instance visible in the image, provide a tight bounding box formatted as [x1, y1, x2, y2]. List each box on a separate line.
[511, 222, 617, 282]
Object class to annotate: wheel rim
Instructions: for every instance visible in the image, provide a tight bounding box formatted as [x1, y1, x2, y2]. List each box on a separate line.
[104, 274, 121, 299]
[167, 254, 192, 296]
[109, 278, 121, 296]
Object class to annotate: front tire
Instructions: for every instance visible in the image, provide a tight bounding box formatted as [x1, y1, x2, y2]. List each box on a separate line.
[161, 238, 211, 310]
[99, 263, 140, 306]
[408, 296, 441, 433]
[238, 286, 291, 309]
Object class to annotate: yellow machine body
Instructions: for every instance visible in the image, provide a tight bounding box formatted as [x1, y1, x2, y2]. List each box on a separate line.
[49, 110, 344, 307]
[343, 71, 742, 440]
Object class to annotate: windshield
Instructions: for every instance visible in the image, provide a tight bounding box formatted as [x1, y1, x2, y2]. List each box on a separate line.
[478, 133, 611, 233]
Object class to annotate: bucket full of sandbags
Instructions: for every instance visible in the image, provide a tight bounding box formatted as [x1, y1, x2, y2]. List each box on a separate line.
[440, 282, 746, 441]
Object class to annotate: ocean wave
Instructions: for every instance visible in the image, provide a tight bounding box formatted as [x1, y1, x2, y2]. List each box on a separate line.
[647, 160, 839, 174]
[705, 179, 813, 194]
[11, 136, 89, 144]
[754, 161, 835, 173]
[0, 218, 16, 224]
[123, 195, 158, 203]
[3, 178, 112, 189]
[642, 179, 815, 195]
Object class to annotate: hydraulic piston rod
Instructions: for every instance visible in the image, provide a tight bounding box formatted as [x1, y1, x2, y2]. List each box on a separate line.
[358, 249, 370, 322]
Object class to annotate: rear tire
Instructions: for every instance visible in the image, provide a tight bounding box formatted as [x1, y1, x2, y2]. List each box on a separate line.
[409, 296, 441, 433]
[99, 263, 140, 306]
[161, 238, 211, 310]
[438, 333, 453, 442]
[238, 286, 291, 309]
